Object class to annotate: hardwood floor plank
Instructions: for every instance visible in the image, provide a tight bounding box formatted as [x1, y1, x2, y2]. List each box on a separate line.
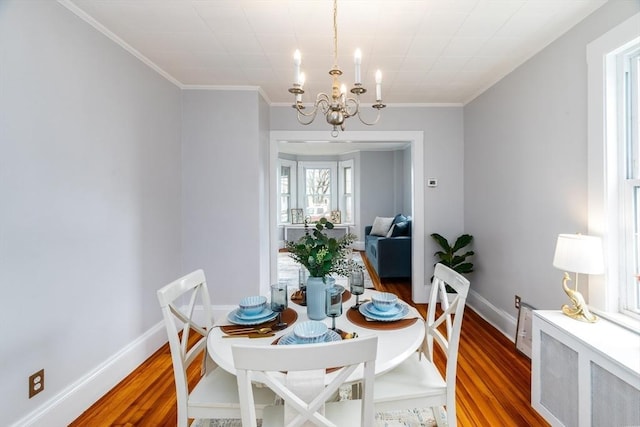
[70, 252, 549, 426]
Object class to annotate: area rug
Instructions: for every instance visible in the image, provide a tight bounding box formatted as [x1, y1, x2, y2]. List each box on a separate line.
[278, 250, 375, 289]
[195, 407, 438, 426]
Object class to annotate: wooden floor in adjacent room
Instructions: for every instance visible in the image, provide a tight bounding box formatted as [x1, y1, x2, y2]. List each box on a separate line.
[70, 252, 549, 426]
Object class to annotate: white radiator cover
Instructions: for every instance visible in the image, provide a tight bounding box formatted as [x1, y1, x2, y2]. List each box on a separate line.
[532, 311, 640, 427]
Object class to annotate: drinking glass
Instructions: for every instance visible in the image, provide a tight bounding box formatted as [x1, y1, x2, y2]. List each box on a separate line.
[349, 268, 365, 309]
[298, 266, 308, 306]
[270, 282, 288, 331]
[325, 286, 343, 330]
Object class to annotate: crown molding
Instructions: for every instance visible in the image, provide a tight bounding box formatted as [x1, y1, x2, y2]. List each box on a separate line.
[57, 0, 183, 89]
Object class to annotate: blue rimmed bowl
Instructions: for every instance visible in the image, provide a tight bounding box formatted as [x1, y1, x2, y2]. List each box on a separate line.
[293, 320, 328, 344]
[372, 292, 398, 312]
[238, 295, 267, 316]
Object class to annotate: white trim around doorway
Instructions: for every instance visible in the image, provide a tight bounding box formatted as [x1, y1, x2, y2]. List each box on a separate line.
[268, 130, 426, 303]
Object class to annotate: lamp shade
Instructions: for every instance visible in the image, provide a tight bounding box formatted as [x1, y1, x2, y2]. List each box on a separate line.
[553, 234, 604, 275]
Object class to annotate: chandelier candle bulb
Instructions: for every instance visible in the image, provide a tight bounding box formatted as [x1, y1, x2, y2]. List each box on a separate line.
[354, 49, 362, 84]
[293, 49, 301, 85]
[375, 70, 382, 101]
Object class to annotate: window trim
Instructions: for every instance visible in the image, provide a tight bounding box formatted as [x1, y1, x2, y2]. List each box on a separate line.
[278, 159, 297, 225]
[338, 159, 354, 224]
[587, 12, 640, 329]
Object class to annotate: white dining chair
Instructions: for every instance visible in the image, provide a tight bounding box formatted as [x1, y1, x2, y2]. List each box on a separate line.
[373, 263, 470, 427]
[157, 269, 275, 427]
[232, 335, 378, 427]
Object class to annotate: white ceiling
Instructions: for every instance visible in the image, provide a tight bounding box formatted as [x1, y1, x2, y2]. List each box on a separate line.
[63, 0, 607, 105]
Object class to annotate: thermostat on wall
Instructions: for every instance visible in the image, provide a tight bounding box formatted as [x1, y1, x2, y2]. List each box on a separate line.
[427, 178, 438, 187]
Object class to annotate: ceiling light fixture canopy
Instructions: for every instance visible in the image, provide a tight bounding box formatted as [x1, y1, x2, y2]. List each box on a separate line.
[288, 0, 385, 138]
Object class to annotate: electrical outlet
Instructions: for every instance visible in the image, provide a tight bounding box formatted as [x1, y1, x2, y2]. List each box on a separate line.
[515, 295, 521, 310]
[29, 369, 44, 398]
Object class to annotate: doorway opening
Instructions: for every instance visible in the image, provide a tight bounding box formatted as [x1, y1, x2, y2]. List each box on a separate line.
[268, 130, 426, 303]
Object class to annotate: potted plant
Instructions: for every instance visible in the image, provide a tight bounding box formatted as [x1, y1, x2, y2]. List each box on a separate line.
[430, 233, 474, 294]
[286, 218, 358, 319]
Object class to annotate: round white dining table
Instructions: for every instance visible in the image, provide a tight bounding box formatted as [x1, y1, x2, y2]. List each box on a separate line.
[206, 289, 425, 383]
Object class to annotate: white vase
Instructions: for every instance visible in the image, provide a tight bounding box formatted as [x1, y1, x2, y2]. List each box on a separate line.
[306, 276, 328, 320]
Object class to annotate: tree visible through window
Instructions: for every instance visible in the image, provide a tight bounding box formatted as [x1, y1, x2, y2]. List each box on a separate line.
[305, 167, 331, 221]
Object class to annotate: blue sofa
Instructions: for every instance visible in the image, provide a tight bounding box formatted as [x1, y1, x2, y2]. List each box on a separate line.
[364, 214, 412, 279]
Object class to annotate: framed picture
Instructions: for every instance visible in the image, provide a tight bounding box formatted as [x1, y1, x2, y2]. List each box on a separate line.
[330, 210, 341, 224]
[291, 208, 304, 224]
[515, 302, 535, 359]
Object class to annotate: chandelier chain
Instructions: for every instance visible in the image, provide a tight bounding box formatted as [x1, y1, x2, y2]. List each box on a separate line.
[332, 0, 338, 67]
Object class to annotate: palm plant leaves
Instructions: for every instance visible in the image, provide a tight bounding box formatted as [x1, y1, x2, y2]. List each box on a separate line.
[430, 233, 474, 274]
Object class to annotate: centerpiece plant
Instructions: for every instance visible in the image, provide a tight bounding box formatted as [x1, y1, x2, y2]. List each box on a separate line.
[286, 218, 360, 320]
[286, 217, 358, 278]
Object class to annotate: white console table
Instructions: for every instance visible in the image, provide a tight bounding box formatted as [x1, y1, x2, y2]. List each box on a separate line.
[283, 224, 350, 243]
[532, 310, 640, 427]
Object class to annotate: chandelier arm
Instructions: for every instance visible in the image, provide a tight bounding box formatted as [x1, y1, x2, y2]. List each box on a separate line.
[294, 94, 334, 125]
[356, 108, 384, 126]
[343, 97, 360, 118]
[295, 104, 319, 125]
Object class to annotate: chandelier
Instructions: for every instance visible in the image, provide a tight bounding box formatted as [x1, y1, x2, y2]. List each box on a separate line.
[288, 0, 385, 137]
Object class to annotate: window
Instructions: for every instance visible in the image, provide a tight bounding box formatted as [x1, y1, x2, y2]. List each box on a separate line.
[339, 159, 354, 223]
[620, 47, 640, 315]
[297, 161, 338, 222]
[278, 158, 354, 225]
[587, 13, 640, 327]
[278, 159, 296, 224]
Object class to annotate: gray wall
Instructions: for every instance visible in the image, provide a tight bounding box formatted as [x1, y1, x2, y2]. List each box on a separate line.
[360, 150, 401, 236]
[464, 0, 640, 332]
[182, 89, 267, 303]
[0, 1, 182, 424]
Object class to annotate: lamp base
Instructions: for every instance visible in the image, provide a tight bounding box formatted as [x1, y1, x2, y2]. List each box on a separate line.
[561, 272, 598, 323]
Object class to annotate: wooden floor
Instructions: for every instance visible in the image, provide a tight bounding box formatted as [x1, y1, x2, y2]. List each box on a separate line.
[71, 253, 549, 426]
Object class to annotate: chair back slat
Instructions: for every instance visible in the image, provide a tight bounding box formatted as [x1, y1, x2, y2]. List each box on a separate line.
[157, 270, 213, 423]
[232, 336, 378, 427]
[425, 263, 469, 365]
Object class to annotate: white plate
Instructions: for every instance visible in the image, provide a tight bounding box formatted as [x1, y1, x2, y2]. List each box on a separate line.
[365, 302, 404, 317]
[235, 306, 273, 320]
[227, 308, 278, 325]
[359, 302, 409, 322]
[277, 329, 342, 345]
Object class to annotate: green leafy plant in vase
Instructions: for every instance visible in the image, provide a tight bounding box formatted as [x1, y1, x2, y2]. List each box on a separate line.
[286, 218, 358, 319]
[430, 233, 474, 293]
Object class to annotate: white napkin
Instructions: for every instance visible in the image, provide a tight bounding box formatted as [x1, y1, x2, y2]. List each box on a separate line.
[284, 369, 325, 426]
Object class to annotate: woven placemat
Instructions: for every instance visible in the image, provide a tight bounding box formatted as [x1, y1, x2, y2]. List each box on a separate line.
[221, 308, 298, 334]
[346, 307, 420, 330]
[290, 290, 352, 306]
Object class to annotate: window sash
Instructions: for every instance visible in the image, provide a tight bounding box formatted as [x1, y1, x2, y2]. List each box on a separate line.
[297, 161, 338, 222]
[278, 159, 297, 224]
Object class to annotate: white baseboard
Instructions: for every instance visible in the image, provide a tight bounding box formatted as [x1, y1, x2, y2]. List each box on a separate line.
[466, 289, 517, 343]
[11, 322, 167, 427]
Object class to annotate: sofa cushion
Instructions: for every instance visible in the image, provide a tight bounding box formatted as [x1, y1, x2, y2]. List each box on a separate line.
[370, 216, 394, 236]
[393, 214, 408, 224]
[390, 221, 409, 236]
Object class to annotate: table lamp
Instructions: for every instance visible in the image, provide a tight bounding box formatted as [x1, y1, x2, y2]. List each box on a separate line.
[552, 233, 604, 323]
